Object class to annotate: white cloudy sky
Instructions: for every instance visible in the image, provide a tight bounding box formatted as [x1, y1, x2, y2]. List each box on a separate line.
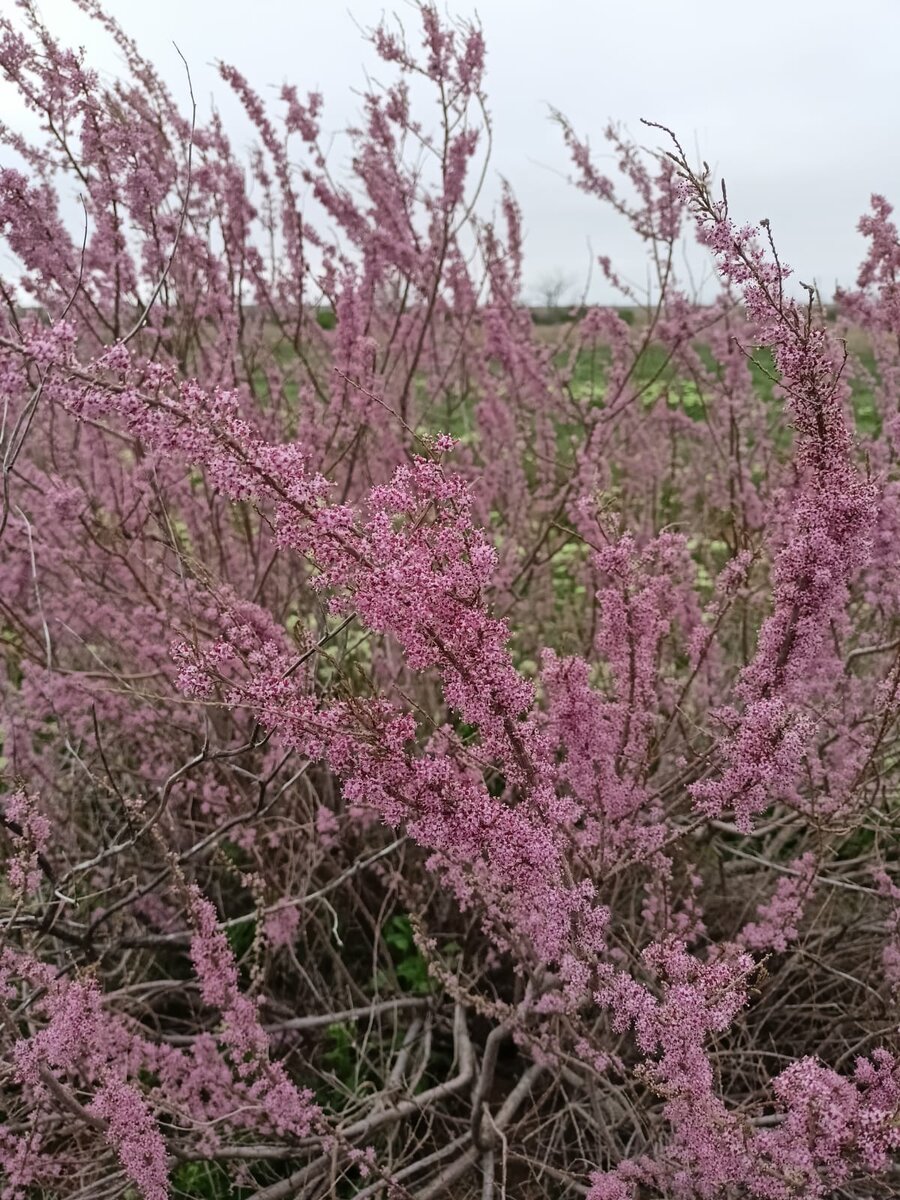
[9, 1, 900, 302]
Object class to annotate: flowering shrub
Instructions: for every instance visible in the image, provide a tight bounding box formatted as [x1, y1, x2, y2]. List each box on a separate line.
[1, 3, 900, 1198]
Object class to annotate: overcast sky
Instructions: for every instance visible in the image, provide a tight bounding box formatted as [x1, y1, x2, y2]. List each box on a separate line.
[11, 1, 900, 302]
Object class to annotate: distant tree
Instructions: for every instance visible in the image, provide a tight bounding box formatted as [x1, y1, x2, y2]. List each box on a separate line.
[535, 268, 575, 310]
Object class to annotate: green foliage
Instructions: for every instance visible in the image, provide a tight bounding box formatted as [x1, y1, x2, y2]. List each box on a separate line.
[225, 916, 255, 961]
[1, 625, 23, 689]
[383, 914, 433, 994]
[171, 1161, 252, 1199]
[550, 539, 588, 613]
[323, 1021, 358, 1086]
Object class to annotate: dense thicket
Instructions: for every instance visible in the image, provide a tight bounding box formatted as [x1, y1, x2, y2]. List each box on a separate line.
[3, 3, 900, 1197]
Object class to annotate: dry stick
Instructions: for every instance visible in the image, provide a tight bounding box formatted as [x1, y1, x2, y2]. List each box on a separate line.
[414, 1062, 545, 1200]
[383, 1017, 424, 1093]
[161, 996, 431, 1046]
[470, 1022, 509, 1150]
[505, 1152, 589, 1196]
[14, 504, 51, 669]
[480, 1147, 496, 1200]
[245, 1003, 474, 1200]
[353, 1135, 473, 1200]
